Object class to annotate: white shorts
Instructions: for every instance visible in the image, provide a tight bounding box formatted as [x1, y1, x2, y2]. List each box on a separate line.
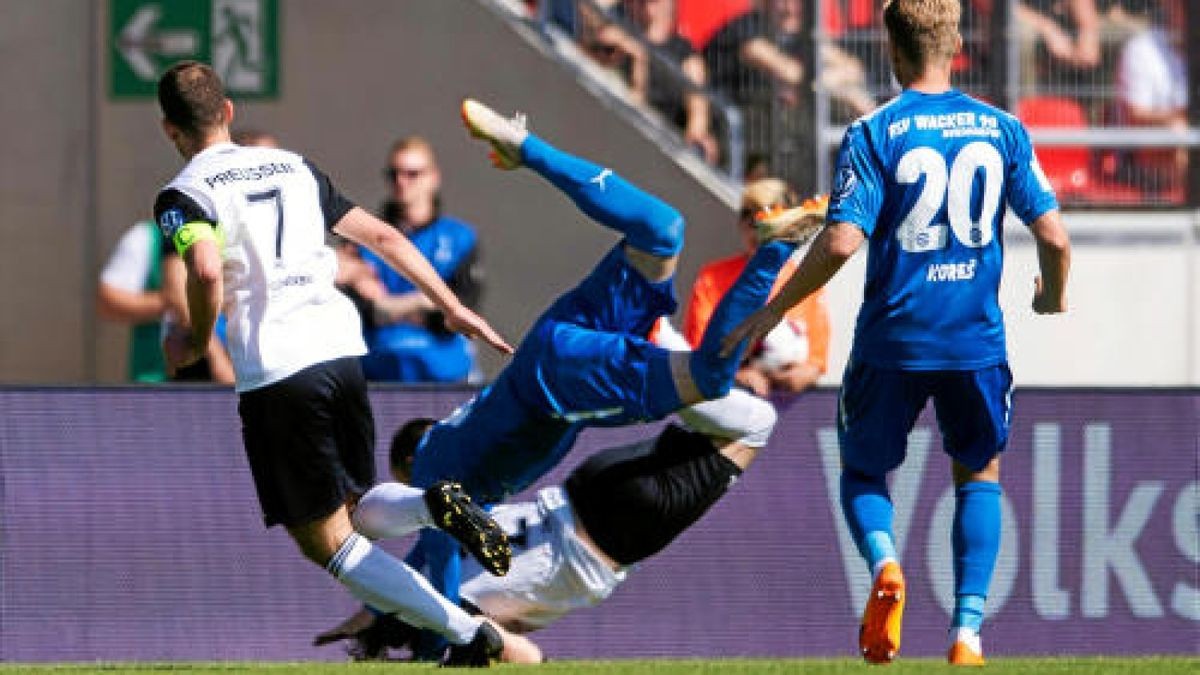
[459, 486, 627, 633]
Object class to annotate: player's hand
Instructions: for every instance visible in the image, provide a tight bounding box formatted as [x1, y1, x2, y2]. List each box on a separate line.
[162, 323, 204, 373]
[443, 304, 515, 355]
[735, 366, 771, 398]
[720, 304, 784, 359]
[313, 609, 377, 647]
[1031, 276, 1067, 314]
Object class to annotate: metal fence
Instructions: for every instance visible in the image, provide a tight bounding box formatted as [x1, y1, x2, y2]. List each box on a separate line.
[525, 0, 1198, 207]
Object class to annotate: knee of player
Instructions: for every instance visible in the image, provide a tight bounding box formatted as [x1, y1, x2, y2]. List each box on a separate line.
[349, 489, 387, 538]
[643, 208, 685, 257]
[740, 396, 778, 448]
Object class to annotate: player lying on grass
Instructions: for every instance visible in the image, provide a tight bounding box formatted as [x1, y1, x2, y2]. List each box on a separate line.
[318, 369, 778, 663]
[335, 99, 828, 664]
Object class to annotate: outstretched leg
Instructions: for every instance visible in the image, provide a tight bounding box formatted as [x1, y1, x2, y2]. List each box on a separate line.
[462, 98, 683, 282]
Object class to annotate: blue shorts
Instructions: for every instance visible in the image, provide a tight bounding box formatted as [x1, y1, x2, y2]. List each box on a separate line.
[410, 244, 678, 502]
[508, 243, 680, 425]
[837, 360, 1014, 475]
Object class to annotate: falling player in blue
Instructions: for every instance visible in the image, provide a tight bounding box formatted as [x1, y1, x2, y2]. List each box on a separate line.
[348, 99, 827, 657]
[723, 0, 1071, 666]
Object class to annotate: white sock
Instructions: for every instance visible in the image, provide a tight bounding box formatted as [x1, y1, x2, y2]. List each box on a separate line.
[950, 626, 982, 652]
[677, 388, 778, 448]
[353, 482, 432, 539]
[326, 533, 480, 644]
[871, 556, 897, 579]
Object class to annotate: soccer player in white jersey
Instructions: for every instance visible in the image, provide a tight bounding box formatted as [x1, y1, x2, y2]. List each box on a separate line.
[152, 61, 525, 665]
[317, 363, 779, 663]
[724, 0, 1071, 665]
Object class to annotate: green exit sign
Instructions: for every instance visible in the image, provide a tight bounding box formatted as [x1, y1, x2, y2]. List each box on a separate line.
[110, 0, 278, 99]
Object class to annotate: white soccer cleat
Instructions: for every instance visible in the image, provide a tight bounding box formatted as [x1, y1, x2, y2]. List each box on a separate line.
[461, 98, 529, 170]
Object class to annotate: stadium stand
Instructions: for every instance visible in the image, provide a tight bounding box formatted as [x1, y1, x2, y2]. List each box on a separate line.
[523, 0, 1195, 207]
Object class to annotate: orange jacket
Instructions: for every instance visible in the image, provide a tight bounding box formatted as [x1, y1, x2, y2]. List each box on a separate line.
[682, 252, 830, 375]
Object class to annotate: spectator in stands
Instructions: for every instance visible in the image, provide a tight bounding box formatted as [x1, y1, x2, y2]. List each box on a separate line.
[359, 136, 484, 383]
[703, 0, 873, 189]
[1015, 0, 1103, 94]
[1115, 0, 1187, 198]
[232, 127, 279, 148]
[97, 220, 169, 382]
[683, 178, 830, 397]
[704, 0, 875, 117]
[591, 0, 720, 164]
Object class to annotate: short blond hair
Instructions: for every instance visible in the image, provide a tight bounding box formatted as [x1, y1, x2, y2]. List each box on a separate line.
[389, 135, 438, 167]
[883, 0, 961, 70]
[741, 178, 797, 213]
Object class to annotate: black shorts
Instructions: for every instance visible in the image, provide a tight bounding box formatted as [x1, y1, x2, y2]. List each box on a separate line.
[238, 357, 376, 528]
[565, 423, 742, 565]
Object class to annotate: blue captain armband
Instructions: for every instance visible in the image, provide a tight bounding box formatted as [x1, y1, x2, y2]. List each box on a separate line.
[171, 221, 224, 257]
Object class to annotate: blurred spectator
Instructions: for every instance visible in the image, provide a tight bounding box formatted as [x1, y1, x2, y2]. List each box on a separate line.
[358, 136, 483, 383]
[683, 178, 830, 397]
[703, 0, 873, 189]
[231, 127, 279, 148]
[1015, 0, 1102, 94]
[1114, 0, 1187, 198]
[592, 0, 720, 163]
[97, 220, 169, 382]
[704, 0, 874, 117]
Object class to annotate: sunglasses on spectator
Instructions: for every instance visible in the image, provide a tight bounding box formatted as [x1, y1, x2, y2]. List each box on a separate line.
[384, 166, 430, 180]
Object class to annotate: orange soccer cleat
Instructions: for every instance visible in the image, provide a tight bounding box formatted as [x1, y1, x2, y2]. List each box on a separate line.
[859, 560, 906, 664]
[753, 194, 829, 246]
[947, 629, 986, 666]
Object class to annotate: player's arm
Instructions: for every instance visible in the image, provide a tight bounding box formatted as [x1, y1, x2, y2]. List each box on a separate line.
[334, 208, 512, 354]
[96, 283, 164, 323]
[1028, 209, 1070, 314]
[155, 189, 223, 370]
[720, 222, 864, 357]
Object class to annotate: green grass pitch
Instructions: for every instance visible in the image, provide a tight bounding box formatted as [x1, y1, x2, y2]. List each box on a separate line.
[0, 658, 1195, 674]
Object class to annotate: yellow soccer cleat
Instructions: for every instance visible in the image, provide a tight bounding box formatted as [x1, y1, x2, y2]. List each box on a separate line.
[859, 560, 906, 664]
[461, 98, 528, 170]
[754, 193, 829, 246]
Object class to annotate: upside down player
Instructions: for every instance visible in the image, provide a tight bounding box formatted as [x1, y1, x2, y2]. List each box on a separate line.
[151, 61, 529, 664]
[723, 0, 1071, 665]
[319, 376, 779, 663]
[343, 99, 828, 664]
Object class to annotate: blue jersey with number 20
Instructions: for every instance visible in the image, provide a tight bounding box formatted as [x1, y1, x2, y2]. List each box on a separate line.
[828, 89, 1058, 370]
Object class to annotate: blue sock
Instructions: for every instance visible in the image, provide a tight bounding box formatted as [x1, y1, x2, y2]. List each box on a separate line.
[521, 135, 684, 256]
[840, 468, 897, 574]
[953, 595, 987, 633]
[952, 481, 1002, 632]
[689, 240, 796, 399]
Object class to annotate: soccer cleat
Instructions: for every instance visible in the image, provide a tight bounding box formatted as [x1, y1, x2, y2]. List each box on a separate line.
[859, 560, 906, 664]
[461, 99, 528, 170]
[424, 481, 511, 577]
[947, 628, 986, 666]
[754, 194, 829, 246]
[441, 621, 504, 667]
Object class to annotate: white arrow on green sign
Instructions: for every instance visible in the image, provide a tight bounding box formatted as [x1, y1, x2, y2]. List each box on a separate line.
[109, 0, 278, 99]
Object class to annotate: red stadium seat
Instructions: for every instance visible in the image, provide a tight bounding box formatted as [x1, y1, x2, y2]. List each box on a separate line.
[1016, 96, 1093, 197]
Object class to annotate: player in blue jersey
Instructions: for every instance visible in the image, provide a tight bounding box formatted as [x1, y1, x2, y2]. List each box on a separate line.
[347, 98, 827, 662]
[723, 0, 1071, 665]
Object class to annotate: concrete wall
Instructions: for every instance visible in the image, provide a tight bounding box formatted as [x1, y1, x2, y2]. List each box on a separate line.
[0, 0, 1197, 386]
